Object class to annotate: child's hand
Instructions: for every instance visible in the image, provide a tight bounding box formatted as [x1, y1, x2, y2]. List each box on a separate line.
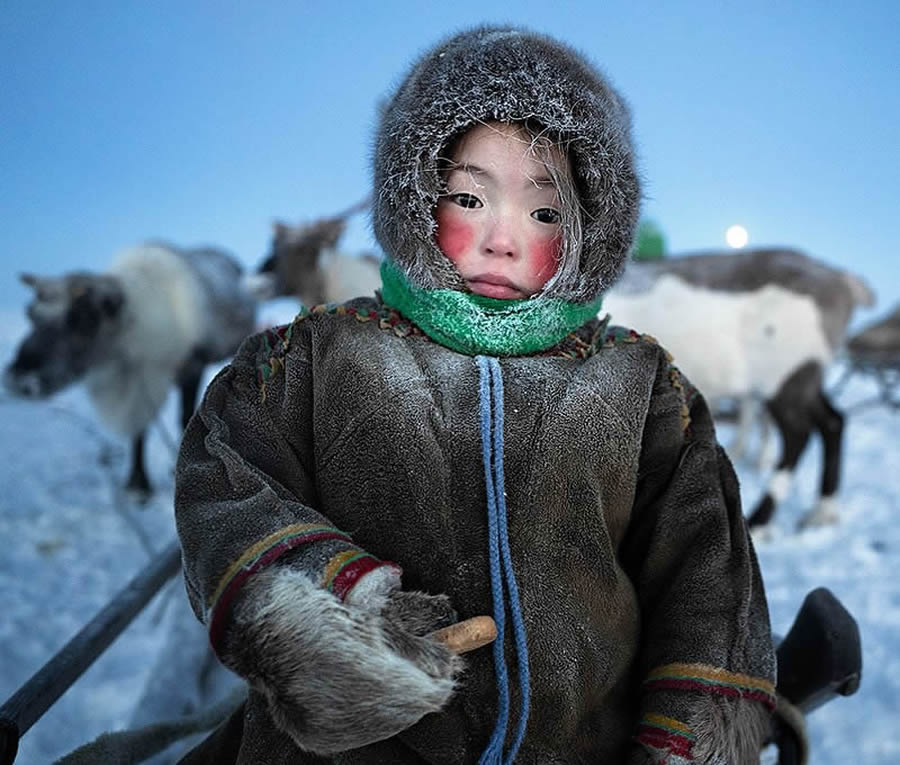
[382, 588, 459, 634]
[220, 566, 462, 754]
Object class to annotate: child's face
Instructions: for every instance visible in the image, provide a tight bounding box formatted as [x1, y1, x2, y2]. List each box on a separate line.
[435, 122, 565, 299]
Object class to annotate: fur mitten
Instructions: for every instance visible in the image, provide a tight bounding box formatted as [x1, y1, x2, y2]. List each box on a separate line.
[219, 564, 462, 754]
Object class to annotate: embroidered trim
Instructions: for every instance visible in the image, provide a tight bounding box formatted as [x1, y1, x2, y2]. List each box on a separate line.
[532, 314, 610, 360]
[644, 662, 777, 710]
[257, 322, 294, 381]
[257, 320, 298, 401]
[321, 548, 366, 588]
[598, 319, 696, 431]
[323, 551, 399, 601]
[307, 301, 425, 338]
[255, 303, 425, 398]
[207, 523, 353, 651]
[666, 363, 695, 432]
[635, 713, 696, 762]
[253, 302, 681, 393]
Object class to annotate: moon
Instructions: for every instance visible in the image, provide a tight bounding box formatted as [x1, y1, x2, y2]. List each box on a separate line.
[726, 224, 749, 249]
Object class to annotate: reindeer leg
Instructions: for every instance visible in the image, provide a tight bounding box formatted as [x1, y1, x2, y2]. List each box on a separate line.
[749, 362, 824, 530]
[125, 431, 152, 499]
[797, 391, 844, 529]
[757, 406, 779, 472]
[728, 395, 755, 462]
[747, 403, 811, 528]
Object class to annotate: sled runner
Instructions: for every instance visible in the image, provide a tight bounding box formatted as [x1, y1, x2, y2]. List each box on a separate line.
[833, 305, 900, 412]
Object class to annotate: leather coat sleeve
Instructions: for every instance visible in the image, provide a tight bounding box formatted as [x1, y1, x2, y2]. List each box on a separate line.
[619, 351, 776, 764]
[174, 323, 459, 753]
[174, 323, 389, 640]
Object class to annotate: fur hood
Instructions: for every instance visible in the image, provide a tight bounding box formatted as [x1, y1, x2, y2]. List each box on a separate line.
[371, 25, 641, 303]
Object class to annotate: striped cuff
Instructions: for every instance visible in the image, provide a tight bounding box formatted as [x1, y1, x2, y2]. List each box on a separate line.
[635, 713, 695, 763]
[207, 523, 355, 651]
[321, 548, 402, 602]
[643, 662, 777, 710]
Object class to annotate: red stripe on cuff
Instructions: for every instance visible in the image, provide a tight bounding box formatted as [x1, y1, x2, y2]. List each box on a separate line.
[330, 555, 400, 601]
[645, 678, 777, 710]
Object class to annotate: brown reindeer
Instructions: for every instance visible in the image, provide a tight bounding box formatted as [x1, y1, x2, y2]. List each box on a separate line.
[248, 199, 380, 307]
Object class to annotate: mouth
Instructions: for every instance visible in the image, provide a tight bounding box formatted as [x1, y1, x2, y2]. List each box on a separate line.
[465, 273, 525, 300]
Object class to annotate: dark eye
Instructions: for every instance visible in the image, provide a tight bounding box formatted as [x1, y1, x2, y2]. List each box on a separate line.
[450, 193, 483, 209]
[66, 293, 102, 336]
[532, 208, 560, 224]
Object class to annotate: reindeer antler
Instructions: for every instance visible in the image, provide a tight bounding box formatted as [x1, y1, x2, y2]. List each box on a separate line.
[330, 197, 370, 222]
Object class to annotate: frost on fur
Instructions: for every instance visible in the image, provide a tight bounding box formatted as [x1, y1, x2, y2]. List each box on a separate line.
[220, 566, 461, 754]
[688, 696, 773, 764]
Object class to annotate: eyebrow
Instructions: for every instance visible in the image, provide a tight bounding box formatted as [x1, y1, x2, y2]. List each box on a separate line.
[448, 163, 556, 188]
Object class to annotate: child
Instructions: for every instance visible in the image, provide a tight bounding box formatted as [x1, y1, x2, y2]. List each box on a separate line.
[175, 26, 776, 764]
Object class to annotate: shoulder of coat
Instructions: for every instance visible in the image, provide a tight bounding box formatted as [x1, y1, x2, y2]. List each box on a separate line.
[599, 317, 696, 431]
[598, 314, 662, 352]
[255, 298, 428, 398]
[302, 297, 426, 339]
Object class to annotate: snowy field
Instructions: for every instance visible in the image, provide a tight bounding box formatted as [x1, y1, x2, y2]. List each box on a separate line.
[1, 305, 898, 764]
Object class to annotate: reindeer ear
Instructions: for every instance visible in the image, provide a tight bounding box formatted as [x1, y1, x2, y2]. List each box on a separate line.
[20, 273, 40, 289]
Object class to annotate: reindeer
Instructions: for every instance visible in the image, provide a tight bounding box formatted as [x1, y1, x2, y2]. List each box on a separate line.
[3, 243, 257, 496]
[603, 248, 875, 530]
[247, 200, 381, 307]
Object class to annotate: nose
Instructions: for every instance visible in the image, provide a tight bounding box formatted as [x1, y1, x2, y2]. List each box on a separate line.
[482, 214, 518, 259]
[3, 367, 43, 398]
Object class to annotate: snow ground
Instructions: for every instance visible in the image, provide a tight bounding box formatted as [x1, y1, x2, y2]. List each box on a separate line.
[1, 306, 898, 763]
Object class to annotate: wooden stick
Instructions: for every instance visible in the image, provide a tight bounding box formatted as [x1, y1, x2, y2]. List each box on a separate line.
[430, 616, 498, 654]
[0, 540, 182, 762]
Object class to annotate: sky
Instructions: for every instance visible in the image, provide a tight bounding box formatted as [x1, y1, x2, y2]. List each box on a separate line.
[1, 1, 898, 319]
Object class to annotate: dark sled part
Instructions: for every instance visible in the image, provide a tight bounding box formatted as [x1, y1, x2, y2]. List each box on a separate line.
[775, 587, 862, 713]
[771, 696, 808, 765]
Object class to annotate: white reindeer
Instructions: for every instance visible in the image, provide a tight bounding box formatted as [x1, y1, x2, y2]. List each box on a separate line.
[604, 248, 875, 529]
[4, 243, 257, 496]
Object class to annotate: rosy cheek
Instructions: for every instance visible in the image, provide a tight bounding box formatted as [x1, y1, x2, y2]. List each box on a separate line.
[529, 234, 562, 281]
[435, 206, 474, 263]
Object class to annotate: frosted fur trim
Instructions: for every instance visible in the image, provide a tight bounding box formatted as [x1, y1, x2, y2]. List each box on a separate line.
[372, 25, 641, 303]
[222, 566, 460, 754]
[687, 696, 772, 764]
[206, 523, 354, 651]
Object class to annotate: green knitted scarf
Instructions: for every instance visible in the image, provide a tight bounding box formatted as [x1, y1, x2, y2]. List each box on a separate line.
[380, 261, 603, 356]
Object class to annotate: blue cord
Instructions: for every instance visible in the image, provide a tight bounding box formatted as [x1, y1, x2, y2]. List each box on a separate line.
[477, 357, 510, 763]
[489, 360, 531, 760]
[476, 356, 531, 764]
